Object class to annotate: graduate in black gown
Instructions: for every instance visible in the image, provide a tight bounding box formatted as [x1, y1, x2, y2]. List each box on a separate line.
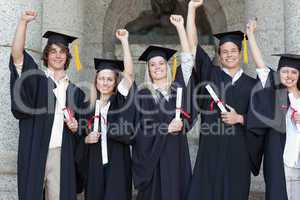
[9, 11, 86, 200]
[246, 19, 290, 200]
[132, 15, 193, 200]
[75, 29, 135, 200]
[185, 1, 258, 200]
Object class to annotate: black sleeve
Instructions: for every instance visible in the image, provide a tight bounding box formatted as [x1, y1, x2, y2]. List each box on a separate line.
[194, 44, 217, 83]
[107, 83, 137, 144]
[245, 70, 275, 176]
[174, 66, 199, 132]
[247, 69, 275, 133]
[9, 51, 41, 119]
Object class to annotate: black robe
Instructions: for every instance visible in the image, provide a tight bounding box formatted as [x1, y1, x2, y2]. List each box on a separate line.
[132, 68, 192, 200]
[247, 68, 288, 200]
[75, 86, 136, 200]
[9, 51, 86, 200]
[187, 45, 257, 200]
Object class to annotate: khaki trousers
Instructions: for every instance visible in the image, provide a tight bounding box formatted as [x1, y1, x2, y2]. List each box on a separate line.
[44, 147, 61, 200]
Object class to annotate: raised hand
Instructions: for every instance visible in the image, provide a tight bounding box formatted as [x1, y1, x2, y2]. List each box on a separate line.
[116, 29, 129, 42]
[21, 10, 37, 23]
[170, 15, 184, 28]
[189, 0, 204, 9]
[246, 18, 257, 35]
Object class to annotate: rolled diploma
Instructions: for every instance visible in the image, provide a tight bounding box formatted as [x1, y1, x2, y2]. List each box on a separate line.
[93, 100, 101, 132]
[175, 88, 183, 120]
[205, 84, 227, 112]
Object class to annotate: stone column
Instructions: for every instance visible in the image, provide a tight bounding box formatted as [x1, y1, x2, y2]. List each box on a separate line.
[285, 0, 300, 54]
[245, 0, 285, 193]
[0, 0, 42, 199]
[245, 0, 285, 74]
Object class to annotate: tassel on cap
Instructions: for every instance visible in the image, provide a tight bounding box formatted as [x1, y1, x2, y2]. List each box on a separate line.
[172, 54, 177, 80]
[243, 34, 248, 64]
[73, 41, 82, 72]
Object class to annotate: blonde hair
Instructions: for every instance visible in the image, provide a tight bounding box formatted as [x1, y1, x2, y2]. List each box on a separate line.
[141, 59, 173, 103]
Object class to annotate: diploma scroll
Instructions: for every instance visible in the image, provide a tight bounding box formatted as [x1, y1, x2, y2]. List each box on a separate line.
[205, 84, 227, 112]
[175, 88, 183, 120]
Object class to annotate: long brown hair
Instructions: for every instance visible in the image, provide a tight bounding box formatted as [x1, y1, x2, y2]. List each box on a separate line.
[89, 70, 120, 108]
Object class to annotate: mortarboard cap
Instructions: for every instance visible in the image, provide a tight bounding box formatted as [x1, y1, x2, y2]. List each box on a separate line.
[139, 45, 177, 62]
[273, 54, 300, 70]
[43, 31, 77, 47]
[94, 58, 124, 72]
[214, 31, 247, 49]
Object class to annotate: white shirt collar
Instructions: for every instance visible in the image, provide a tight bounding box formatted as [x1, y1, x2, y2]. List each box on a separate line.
[44, 68, 69, 84]
[222, 68, 244, 84]
[153, 84, 169, 100]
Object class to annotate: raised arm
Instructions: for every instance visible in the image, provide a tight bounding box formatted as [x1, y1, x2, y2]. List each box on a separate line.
[11, 11, 37, 65]
[246, 19, 267, 69]
[170, 15, 191, 53]
[170, 14, 194, 86]
[116, 29, 134, 86]
[186, 0, 203, 55]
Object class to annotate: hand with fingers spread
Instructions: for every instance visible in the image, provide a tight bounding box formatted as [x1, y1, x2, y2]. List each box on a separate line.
[246, 18, 257, 36]
[85, 131, 101, 144]
[189, 0, 204, 9]
[65, 118, 79, 134]
[170, 15, 184, 28]
[221, 105, 244, 125]
[116, 29, 129, 42]
[168, 118, 184, 135]
[21, 10, 38, 23]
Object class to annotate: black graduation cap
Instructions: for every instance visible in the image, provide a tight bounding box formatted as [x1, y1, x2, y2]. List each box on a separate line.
[273, 54, 300, 70]
[139, 45, 177, 62]
[94, 58, 124, 72]
[214, 31, 247, 49]
[43, 31, 77, 47]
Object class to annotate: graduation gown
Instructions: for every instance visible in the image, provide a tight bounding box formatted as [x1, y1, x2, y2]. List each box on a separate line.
[132, 68, 192, 200]
[9, 51, 86, 200]
[187, 45, 257, 200]
[75, 86, 135, 200]
[247, 68, 288, 200]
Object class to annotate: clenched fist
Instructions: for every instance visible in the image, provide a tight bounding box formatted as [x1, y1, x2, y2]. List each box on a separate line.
[21, 10, 37, 23]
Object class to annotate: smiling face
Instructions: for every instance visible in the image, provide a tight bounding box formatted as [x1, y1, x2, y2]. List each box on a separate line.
[96, 69, 117, 96]
[279, 66, 300, 89]
[46, 44, 68, 71]
[148, 56, 168, 82]
[219, 42, 241, 69]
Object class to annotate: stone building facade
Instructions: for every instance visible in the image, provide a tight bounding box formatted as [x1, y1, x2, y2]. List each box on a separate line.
[0, 0, 299, 199]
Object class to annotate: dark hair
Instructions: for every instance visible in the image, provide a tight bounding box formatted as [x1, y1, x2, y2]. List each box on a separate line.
[42, 43, 72, 70]
[217, 43, 242, 55]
